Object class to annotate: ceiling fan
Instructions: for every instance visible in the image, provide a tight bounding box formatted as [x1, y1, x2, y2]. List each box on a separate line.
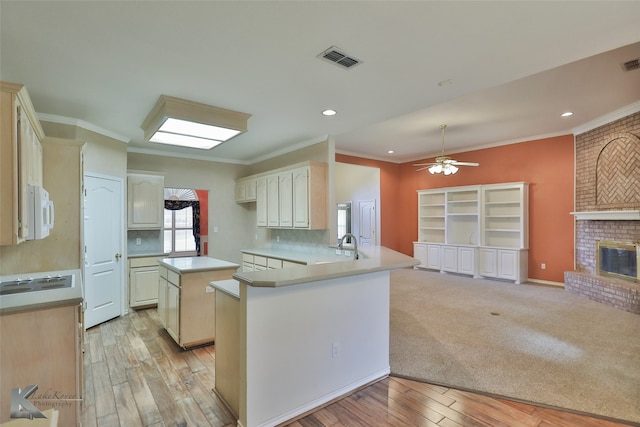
[414, 124, 479, 175]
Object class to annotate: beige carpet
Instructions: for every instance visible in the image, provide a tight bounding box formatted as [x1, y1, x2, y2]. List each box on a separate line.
[389, 269, 640, 425]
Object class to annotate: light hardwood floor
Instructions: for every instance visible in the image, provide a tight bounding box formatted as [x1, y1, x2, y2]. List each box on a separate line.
[82, 308, 631, 427]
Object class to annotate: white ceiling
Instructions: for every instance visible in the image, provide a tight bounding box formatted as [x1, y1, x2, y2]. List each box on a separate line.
[1, 1, 639, 164]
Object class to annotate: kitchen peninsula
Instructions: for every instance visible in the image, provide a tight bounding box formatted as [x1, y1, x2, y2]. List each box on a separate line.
[157, 256, 238, 348]
[210, 246, 418, 427]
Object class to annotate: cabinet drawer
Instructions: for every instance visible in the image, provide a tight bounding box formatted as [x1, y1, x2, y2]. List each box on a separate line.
[267, 258, 283, 269]
[167, 269, 180, 286]
[159, 266, 168, 279]
[254, 256, 268, 267]
[243, 262, 254, 272]
[130, 256, 160, 268]
[242, 253, 254, 263]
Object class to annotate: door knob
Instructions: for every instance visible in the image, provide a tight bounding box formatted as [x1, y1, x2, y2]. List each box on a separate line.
[115, 253, 122, 260]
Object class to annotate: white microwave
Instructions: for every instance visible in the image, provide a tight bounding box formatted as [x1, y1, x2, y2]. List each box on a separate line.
[27, 185, 55, 240]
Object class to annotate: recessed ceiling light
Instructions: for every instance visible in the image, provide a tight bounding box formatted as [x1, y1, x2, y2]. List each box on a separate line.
[561, 111, 574, 117]
[322, 109, 337, 116]
[387, 150, 395, 154]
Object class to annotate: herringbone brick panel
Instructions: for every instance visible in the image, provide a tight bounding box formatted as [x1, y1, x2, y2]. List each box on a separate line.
[596, 134, 640, 206]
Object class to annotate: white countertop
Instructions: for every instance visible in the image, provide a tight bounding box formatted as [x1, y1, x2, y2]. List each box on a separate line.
[159, 256, 240, 273]
[209, 279, 240, 299]
[234, 246, 418, 287]
[241, 247, 360, 264]
[0, 269, 83, 314]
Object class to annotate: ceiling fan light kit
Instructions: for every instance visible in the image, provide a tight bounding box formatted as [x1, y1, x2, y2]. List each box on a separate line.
[414, 124, 479, 175]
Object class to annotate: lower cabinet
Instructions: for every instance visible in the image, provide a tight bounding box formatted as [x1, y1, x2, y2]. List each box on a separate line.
[442, 245, 476, 275]
[478, 248, 528, 284]
[158, 265, 237, 348]
[129, 256, 160, 308]
[241, 252, 305, 272]
[0, 302, 83, 426]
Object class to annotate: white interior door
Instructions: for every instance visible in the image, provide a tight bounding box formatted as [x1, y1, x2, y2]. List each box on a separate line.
[84, 174, 124, 329]
[358, 200, 376, 246]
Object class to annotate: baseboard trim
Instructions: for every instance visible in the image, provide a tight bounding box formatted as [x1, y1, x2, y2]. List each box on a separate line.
[528, 278, 564, 287]
[258, 367, 391, 427]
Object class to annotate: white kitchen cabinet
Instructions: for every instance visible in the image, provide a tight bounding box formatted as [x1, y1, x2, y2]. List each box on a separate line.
[0, 81, 45, 245]
[278, 172, 293, 227]
[414, 242, 443, 271]
[166, 277, 180, 343]
[267, 175, 280, 227]
[240, 161, 327, 230]
[127, 173, 164, 229]
[235, 178, 256, 203]
[256, 177, 267, 227]
[241, 251, 306, 271]
[129, 256, 160, 308]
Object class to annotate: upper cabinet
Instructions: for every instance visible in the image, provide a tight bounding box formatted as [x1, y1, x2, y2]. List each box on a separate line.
[127, 173, 164, 229]
[235, 178, 256, 203]
[236, 161, 327, 230]
[0, 81, 46, 245]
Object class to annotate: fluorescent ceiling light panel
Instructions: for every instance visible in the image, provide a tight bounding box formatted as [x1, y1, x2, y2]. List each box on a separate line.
[159, 118, 241, 142]
[150, 132, 223, 150]
[141, 95, 250, 150]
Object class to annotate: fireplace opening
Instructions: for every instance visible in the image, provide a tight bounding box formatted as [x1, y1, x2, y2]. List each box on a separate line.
[596, 240, 639, 282]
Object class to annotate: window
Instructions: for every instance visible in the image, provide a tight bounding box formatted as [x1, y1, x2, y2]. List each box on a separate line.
[164, 206, 197, 256]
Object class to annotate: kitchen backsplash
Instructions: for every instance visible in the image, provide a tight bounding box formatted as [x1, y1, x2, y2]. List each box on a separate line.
[269, 229, 331, 253]
[127, 229, 164, 254]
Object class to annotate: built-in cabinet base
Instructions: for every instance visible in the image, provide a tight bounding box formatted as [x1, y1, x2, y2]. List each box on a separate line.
[413, 242, 528, 284]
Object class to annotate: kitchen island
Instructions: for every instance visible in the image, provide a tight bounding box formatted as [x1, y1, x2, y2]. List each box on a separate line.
[157, 256, 238, 348]
[210, 246, 418, 427]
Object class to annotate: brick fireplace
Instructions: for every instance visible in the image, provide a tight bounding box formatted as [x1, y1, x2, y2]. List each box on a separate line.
[564, 110, 640, 314]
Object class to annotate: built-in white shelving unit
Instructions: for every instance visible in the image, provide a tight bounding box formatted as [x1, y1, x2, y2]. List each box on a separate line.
[414, 182, 529, 284]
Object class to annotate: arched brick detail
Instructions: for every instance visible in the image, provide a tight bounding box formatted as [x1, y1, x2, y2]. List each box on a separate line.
[595, 132, 640, 207]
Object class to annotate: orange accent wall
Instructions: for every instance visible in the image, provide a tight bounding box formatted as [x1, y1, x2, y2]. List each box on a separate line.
[337, 134, 575, 283]
[195, 189, 209, 255]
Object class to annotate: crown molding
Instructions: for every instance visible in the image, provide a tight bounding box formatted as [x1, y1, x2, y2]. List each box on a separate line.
[572, 101, 640, 136]
[38, 113, 130, 143]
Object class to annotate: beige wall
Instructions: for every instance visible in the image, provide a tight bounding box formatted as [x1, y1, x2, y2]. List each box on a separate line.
[0, 138, 84, 275]
[127, 152, 252, 265]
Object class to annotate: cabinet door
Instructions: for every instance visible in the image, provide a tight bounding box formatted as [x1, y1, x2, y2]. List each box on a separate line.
[426, 244, 441, 270]
[497, 249, 518, 280]
[235, 182, 246, 202]
[130, 266, 159, 307]
[293, 167, 309, 228]
[127, 174, 164, 229]
[256, 178, 267, 227]
[441, 246, 458, 272]
[166, 281, 180, 343]
[457, 247, 475, 275]
[278, 172, 293, 227]
[245, 179, 257, 201]
[267, 175, 279, 227]
[157, 276, 168, 327]
[413, 243, 427, 267]
[478, 248, 498, 277]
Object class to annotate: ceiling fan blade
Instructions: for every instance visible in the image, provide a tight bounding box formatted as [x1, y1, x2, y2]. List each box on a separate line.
[415, 166, 432, 172]
[451, 161, 479, 166]
[413, 162, 437, 167]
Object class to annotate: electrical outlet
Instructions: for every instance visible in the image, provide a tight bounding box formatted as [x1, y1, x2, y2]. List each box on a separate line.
[344, 250, 352, 257]
[276, 236, 280, 243]
[135, 237, 142, 245]
[541, 263, 546, 270]
[332, 342, 340, 358]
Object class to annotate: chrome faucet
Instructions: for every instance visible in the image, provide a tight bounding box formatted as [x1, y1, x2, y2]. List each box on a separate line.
[338, 233, 359, 260]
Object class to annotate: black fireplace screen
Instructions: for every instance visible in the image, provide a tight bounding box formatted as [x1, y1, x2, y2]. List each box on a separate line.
[597, 240, 639, 281]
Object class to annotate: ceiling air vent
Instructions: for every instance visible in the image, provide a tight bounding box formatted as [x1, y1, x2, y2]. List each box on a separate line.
[317, 46, 363, 70]
[621, 58, 640, 72]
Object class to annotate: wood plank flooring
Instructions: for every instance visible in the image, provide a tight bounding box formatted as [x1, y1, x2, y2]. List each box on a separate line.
[82, 308, 631, 427]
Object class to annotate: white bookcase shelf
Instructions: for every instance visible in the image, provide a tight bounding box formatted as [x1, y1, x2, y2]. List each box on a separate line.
[413, 182, 528, 284]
